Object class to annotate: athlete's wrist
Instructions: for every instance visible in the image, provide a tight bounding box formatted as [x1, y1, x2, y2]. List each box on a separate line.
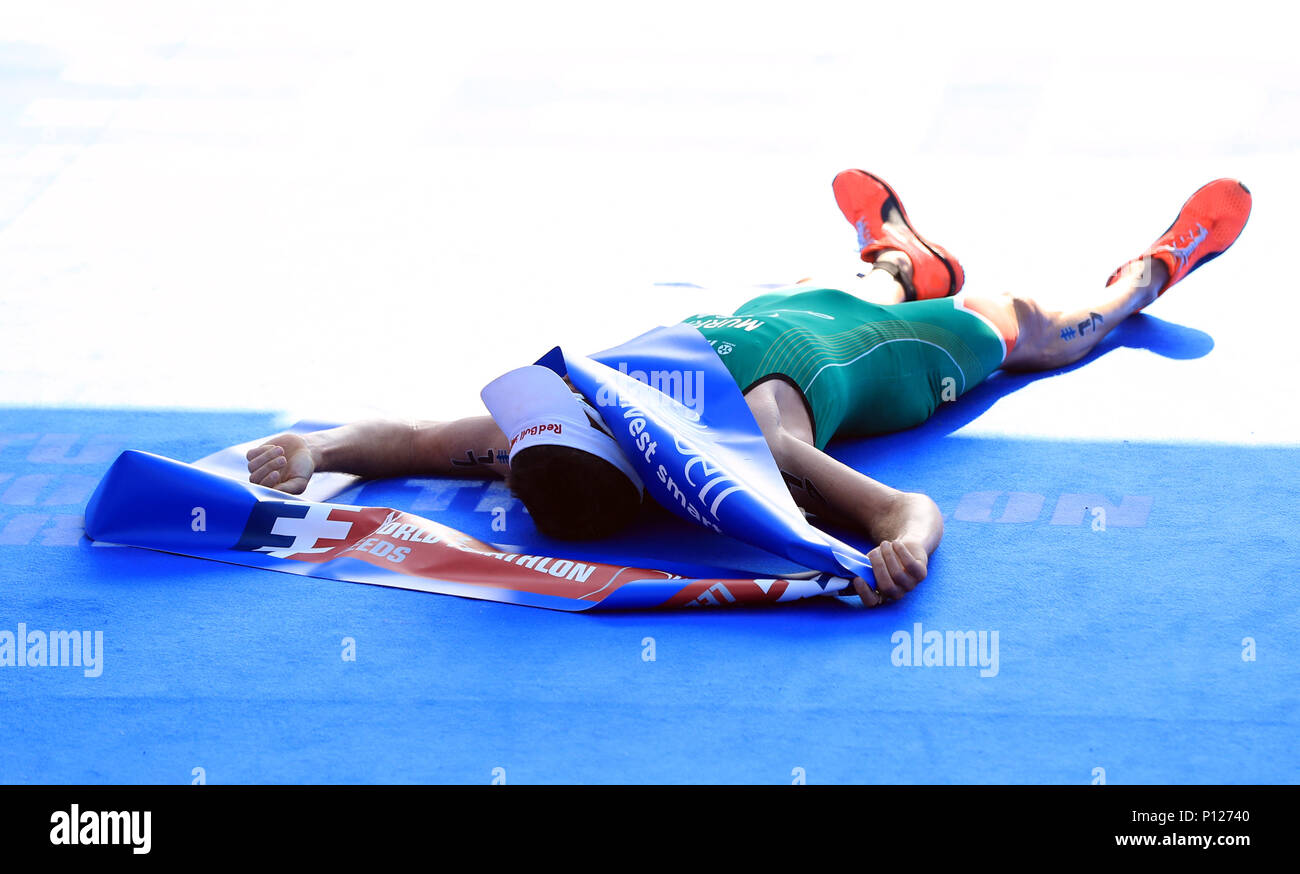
[303, 430, 335, 473]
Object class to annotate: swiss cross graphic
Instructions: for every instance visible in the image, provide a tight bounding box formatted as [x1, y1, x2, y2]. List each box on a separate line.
[258, 503, 354, 558]
[234, 500, 360, 559]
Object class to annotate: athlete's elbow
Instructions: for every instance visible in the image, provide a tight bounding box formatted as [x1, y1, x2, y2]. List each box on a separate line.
[761, 422, 801, 471]
[879, 490, 943, 552]
[907, 491, 944, 552]
[924, 491, 944, 533]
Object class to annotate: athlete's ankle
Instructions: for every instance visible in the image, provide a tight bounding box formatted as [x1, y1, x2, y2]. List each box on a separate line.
[1112, 255, 1168, 307]
[1145, 257, 1171, 297]
[1106, 255, 1169, 316]
[872, 248, 914, 286]
[1133, 255, 1170, 305]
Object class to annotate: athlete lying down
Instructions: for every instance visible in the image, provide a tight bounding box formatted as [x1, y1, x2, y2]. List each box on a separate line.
[246, 171, 1252, 606]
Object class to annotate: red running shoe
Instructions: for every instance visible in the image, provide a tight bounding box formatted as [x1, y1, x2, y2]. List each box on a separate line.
[831, 169, 964, 300]
[1108, 178, 1252, 301]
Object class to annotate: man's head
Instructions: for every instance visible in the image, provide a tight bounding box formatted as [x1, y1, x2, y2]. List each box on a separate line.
[506, 444, 641, 539]
[482, 365, 644, 541]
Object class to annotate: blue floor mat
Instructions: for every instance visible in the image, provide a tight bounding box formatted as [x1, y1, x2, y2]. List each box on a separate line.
[2, 391, 1297, 784]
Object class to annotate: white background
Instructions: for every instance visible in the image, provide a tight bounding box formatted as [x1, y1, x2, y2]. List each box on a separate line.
[1, 0, 1296, 444]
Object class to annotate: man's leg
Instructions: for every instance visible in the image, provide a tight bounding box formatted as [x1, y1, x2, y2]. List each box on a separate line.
[795, 249, 915, 305]
[982, 177, 1252, 372]
[998, 258, 1168, 370]
[851, 250, 914, 305]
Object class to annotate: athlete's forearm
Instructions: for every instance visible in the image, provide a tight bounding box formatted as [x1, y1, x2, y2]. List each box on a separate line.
[307, 419, 424, 479]
[814, 475, 943, 554]
[309, 416, 511, 480]
[770, 429, 943, 553]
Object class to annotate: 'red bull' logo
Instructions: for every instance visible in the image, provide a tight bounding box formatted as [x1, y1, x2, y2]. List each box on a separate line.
[508, 422, 562, 450]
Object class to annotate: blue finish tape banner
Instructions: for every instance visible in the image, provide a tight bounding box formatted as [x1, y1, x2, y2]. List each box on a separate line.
[83, 450, 854, 610]
[83, 324, 872, 609]
[549, 323, 874, 581]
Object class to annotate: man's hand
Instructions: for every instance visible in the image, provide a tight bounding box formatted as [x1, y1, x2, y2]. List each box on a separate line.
[246, 434, 319, 495]
[850, 537, 929, 606]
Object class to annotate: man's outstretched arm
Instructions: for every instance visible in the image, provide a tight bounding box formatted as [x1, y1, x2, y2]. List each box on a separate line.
[246, 416, 510, 494]
[743, 379, 942, 605]
[772, 429, 943, 605]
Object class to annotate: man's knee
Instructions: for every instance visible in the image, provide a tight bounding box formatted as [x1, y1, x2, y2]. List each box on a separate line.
[956, 293, 1022, 356]
[1000, 295, 1064, 370]
[1009, 295, 1048, 337]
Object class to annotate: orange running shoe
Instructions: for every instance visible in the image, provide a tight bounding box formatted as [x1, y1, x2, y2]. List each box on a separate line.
[831, 169, 965, 300]
[1108, 178, 1252, 302]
